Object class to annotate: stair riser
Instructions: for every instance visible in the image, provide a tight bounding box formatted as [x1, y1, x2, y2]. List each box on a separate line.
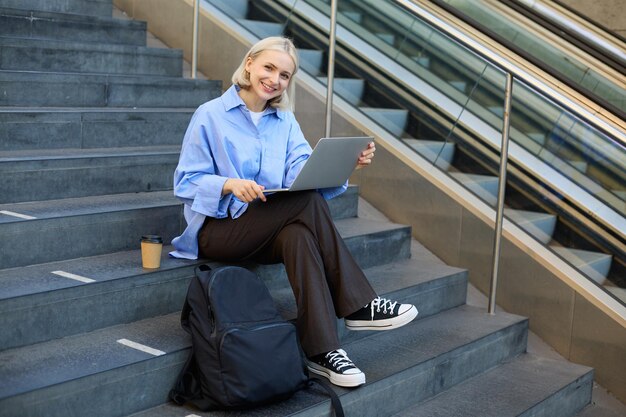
[0, 271, 194, 351]
[0, 188, 358, 347]
[0, 351, 187, 417]
[0, 75, 220, 108]
[346, 226, 412, 269]
[0, 43, 182, 76]
[298, 321, 529, 417]
[0, 321, 527, 417]
[0, 0, 112, 17]
[0, 9, 146, 46]
[0, 157, 178, 203]
[240, 19, 282, 39]
[361, 109, 408, 137]
[327, 185, 358, 220]
[1, 220, 407, 350]
[298, 49, 323, 75]
[0, 256, 458, 351]
[0, 206, 183, 269]
[210, 0, 249, 19]
[0, 187, 357, 273]
[0, 111, 193, 151]
[519, 373, 593, 417]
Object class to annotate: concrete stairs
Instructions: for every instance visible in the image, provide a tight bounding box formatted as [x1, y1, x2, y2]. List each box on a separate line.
[0, 0, 596, 416]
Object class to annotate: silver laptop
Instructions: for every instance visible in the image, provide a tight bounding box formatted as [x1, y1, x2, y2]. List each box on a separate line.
[264, 136, 373, 193]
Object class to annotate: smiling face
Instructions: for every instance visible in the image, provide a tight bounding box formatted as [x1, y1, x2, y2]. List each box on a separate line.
[240, 49, 295, 112]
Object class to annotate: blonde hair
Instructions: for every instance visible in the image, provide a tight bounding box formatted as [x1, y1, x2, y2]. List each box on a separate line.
[231, 36, 299, 111]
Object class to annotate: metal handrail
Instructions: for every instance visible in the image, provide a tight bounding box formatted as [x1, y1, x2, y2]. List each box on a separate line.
[324, 0, 338, 137]
[191, 0, 199, 79]
[489, 73, 514, 314]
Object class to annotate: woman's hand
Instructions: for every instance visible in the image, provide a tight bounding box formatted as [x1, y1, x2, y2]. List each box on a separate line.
[356, 141, 376, 170]
[222, 179, 267, 203]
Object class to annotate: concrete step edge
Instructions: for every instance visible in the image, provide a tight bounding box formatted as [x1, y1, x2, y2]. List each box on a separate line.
[0, 305, 527, 417]
[0, 70, 218, 85]
[0, 0, 112, 17]
[0, 252, 466, 350]
[0, 106, 197, 114]
[0, 145, 181, 162]
[0, 6, 146, 29]
[0, 187, 368, 225]
[0, 35, 181, 57]
[392, 354, 593, 417]
[0, 191, 180, 224]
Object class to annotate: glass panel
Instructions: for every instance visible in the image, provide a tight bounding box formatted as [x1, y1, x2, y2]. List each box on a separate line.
[439, 0, 626, 112]
[303, 0, 625, 216]
[204, 0, 299, 37]
[300, 0, 625, 301]
[305, 0, 503, 183]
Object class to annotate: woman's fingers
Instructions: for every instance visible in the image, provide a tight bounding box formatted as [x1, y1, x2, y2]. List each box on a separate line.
[239, 182, 264, 202]
[356, 143, 376, 169]
[224, 179, 266, 202]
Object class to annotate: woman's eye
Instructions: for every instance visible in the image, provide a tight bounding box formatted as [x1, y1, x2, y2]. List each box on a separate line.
[281, 74, 289, 80]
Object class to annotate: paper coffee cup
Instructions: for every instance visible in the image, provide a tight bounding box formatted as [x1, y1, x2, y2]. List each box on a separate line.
[141, 235, 163, 269]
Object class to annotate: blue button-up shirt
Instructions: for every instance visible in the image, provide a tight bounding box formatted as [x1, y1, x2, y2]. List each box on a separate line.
[170, 85, 347, 259]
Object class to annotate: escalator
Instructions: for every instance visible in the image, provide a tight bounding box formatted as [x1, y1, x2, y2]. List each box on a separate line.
[512, 0, 626, 74]
[430, 0, 625, 115]
[207, 0, 625, 303]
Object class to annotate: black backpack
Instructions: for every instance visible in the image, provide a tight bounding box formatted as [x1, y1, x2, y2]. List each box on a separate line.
[169, 265, 344, 415]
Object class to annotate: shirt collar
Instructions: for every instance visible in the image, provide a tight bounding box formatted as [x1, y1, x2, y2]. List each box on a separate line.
[222, 84, 286, 120]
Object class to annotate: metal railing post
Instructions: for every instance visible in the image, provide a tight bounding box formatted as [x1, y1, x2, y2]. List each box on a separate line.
[324, 0, 338, 138]
[488, 72, 514, 315]
[191, 0, 199, 79]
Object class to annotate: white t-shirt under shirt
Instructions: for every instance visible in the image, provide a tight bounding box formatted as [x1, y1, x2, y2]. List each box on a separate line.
[249, 109, 264, 126]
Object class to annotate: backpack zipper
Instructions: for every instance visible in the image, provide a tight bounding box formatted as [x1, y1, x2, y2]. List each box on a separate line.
[219, 322, 293, 352]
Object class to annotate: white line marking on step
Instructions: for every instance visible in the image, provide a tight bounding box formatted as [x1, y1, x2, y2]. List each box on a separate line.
[51, 270, 96, 283]
[117, 338, 166, 356]
[186, 415, 202, 417]
[0, 210, 37, 220]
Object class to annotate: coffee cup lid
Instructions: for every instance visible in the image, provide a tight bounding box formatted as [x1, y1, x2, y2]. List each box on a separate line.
[141, 235, 163, 243]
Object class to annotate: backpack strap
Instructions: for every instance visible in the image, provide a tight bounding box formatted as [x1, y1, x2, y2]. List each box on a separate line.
[181, 264, 214, 334]
[307, 377, 345, 417]
[169, 346, 217, 411]
[169, 346, 200, 405]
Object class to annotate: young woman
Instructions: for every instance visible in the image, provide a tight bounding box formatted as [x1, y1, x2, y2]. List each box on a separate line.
[171, 36, 418, 388]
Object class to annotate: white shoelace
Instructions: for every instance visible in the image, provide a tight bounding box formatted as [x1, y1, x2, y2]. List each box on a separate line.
[370, 297, 398, 319]
[326, 349, 355, 371]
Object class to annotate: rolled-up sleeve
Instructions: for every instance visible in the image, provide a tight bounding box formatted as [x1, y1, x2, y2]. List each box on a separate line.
[173, 109, 231, 219]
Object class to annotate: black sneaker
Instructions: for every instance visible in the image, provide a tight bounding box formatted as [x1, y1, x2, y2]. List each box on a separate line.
[345, 296, 418, 331]
[306, 349, 365, 387]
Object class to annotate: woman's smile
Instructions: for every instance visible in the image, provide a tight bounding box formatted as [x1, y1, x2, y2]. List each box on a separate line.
[260, 81, 277, 93]
[239, 49, 295, 112]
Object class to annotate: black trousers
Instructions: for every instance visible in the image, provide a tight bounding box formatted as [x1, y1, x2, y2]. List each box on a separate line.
[198, 191, 376, 356]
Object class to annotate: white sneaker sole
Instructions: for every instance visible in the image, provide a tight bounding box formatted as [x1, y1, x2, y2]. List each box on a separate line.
[306, 361, 366, 387]
[345, 305, 418, 331]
